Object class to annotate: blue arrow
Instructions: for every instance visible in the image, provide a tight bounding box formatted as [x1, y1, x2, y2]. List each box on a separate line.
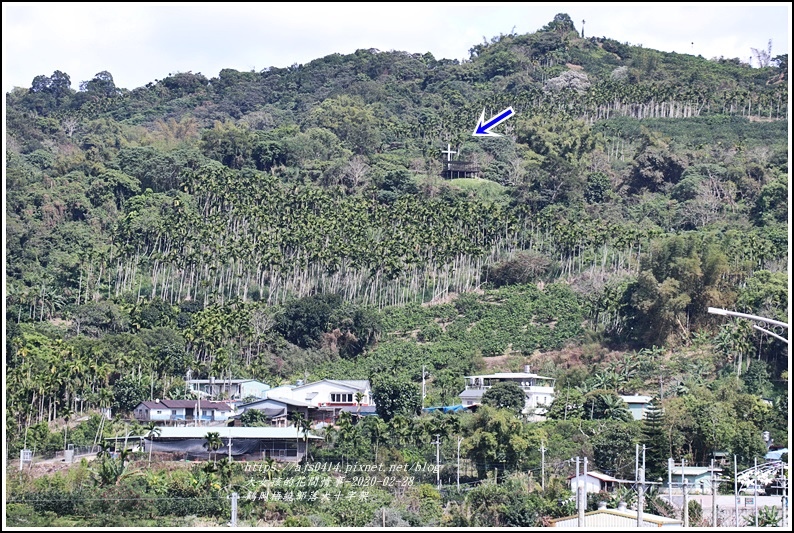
[472, 107, 515, 137]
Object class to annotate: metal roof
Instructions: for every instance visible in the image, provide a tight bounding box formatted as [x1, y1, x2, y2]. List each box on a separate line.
[568, 470, 632, 483]
[292, 379, 370, 392]
[236, 398, 285, 409]
[326, 379, 370, 390]
[464, 372, 554, 380]
[620, 395, 654, 403]
[765, 448, 788, 460]
[551, 508, 683, 527]
[267, 396, 315, 408]
[152, 427, 322, 440]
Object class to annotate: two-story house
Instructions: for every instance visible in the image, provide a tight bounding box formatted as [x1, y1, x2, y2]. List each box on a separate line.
[133, 399, 233, 423]
[459, 366, 555, 420]
[267, 379, 373, 423]
[186, 378, 270, 402]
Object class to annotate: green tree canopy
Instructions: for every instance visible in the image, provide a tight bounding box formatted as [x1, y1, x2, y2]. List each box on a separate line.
[583, 390, 633, 422]
[371, 376, 421, 422]
[481, 381, 526, 414]
[463, 406, 536, 478]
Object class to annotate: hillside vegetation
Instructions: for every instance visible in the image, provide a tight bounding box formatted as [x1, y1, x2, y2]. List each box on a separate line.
[5, 13, 789, 527]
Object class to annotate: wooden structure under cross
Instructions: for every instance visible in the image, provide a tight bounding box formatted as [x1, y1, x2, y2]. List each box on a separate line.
[440, 143, 480, 179]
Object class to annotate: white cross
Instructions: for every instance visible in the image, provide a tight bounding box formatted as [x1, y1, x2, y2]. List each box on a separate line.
[441, 143, 457, 162]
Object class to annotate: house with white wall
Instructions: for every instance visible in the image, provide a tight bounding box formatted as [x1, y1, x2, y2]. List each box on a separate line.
[569, 470, 632, 494]
[187, 378, 270, 401]
[459, 366, 555, 419]
[133, 399, 233, 423]
[267, 379, 373, 422]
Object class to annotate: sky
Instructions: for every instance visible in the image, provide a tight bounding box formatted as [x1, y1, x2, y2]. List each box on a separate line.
[2, 2, 791, 94]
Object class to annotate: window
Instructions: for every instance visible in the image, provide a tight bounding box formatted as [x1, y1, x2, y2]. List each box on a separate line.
[172, 410, 177, 415]
[156, 410, 162, 414]
[330, 393, 354, 403]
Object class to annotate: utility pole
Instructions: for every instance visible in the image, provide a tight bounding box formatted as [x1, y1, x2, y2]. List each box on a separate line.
[434, 434, 441, 490]
[422, 365, 426, 409]
[668, 457, 674, 504]
[228, 433, 233, 462]
[637, 446, 646, 527]
[711, 459, 717, 527]
[754, 457, 759, 527]
[563, 387, 569, 421]
[635, 444, 639, 484]
[582, 457, 588, 522]
[457, 437, 463, 490]
[683, 478, 689, 528]
[734, 455, 739, 527]
[682, 459, 689, 528]
[540, 442, 546, 491]
[637, 466, 645, 527]
[576, 457, 584, 527]
[230, 491, 238, 527]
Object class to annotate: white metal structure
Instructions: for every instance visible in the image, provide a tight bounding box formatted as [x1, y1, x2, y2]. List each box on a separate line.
[707, 307, 788, 344]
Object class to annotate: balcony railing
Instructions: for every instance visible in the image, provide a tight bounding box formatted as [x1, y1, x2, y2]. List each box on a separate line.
[465, 384, 555, 394]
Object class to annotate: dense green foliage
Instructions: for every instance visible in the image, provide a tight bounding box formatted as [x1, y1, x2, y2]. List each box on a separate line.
[4, 13, 789, 527]
[481, 381, 526, 413]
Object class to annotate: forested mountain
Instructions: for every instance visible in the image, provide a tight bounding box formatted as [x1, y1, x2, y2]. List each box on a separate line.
[4, 13, 789, 526]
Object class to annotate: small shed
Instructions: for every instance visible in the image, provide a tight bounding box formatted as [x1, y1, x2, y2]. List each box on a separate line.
[569, 470, 633, 494]
[620, 395, 654, 421]
[669, 466, 722, 494]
